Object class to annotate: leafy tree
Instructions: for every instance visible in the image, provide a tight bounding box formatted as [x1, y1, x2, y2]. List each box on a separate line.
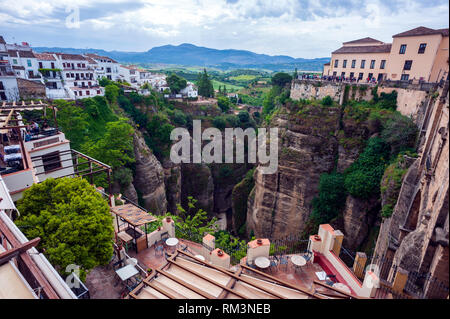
[54, 100, 89, 150]
[166, 73, 187, 94]
[197, 69, 214, 98]
[238, 111, 250, 123]
[381, 113, 417, 155]
[271, 72, 293, 88]
[104, 84, 120, 103]
[84, 120, 135, 169]
[293, 68, 298, 79]
[321, 95, 333, 106]
[15, 178, 114, 281]
[311, 172, 347, 223]
[212, 117, 227, 130]
[344, 137, 390, 199]
[217, 96, 231, 113]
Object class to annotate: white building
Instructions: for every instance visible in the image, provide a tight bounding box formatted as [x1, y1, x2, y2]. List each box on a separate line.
[180, 82, 198, 98]
[34, 53, 68, 99]
[0, 37, 19, 102]
[119, 65, 140, 87]
[84, 53, 120, 81]
[6, 46, 41, 82]
[53, 53, 104, 99]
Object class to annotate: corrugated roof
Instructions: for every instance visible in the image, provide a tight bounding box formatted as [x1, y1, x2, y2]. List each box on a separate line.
[393, 26, 449, 38]
[332, 44, 392, 54]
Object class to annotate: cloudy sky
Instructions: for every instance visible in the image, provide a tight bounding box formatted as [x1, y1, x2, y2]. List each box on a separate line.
[0, 0, 448, 58]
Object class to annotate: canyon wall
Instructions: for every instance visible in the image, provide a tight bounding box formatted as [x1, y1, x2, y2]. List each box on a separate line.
[373, 81, 449, 297]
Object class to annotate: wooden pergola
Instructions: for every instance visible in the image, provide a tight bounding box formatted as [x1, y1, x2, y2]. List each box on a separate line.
[111, 204, 157, 252]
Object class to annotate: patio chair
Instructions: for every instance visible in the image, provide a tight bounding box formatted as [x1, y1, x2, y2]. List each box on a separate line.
[269, 256, 278, 273]
[279, 255, 289, 271]
[325, 274, 337, 286]
[154, 242, 164, 256]
[302, 250, 313, 267]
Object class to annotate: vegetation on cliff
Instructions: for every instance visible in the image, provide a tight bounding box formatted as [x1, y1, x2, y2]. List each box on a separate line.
[15, 178, 114, 281]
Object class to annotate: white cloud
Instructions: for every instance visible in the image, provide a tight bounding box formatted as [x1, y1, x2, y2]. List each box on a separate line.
[0, 0, 448, 57]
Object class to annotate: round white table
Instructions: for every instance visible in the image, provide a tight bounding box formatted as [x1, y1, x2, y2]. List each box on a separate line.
[254, 256, 270, 269]
[333, 283, 351, 294]
[195, 255, 205, 261]
[165, 237, 179, 247]
[290, 255, 307, 267]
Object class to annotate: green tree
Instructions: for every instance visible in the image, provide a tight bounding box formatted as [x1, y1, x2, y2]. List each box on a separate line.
[54, 100, 89, 150]
[217, 96, 231, 113]
[271, 72, 293, 88]
[84, 120, 135, 169]
[311, 172, 347, 223]
[104, 84, 120, 103]
[166, 73, 187, 94]
[197, 69, 214, 98]
[15, 178, 114, 280]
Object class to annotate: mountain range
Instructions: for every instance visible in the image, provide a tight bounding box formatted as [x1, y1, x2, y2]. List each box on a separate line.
[32, 43, 329, 71]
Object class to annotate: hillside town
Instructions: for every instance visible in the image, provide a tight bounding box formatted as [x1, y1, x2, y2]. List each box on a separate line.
[0, 22, 448, 303]
[0, 36, 197, 102]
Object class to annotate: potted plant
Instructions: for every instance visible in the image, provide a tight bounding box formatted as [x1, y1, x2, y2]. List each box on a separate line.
[146, 268, 152, 276]
[257, 239, 263, 245]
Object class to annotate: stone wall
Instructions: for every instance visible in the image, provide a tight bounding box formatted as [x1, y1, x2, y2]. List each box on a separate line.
[290, 79, 437, 124]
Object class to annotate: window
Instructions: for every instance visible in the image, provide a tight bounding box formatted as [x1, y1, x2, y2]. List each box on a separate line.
[351, 60, 356, 68]
[350, 72, 354, 79]
[51, 62, 55, 68]
[42, 151, 61, 172]
[341, 72, 345, 77]
[97, 90, 101, 94]
[13, 59, 18, 64]
[368, 73, 373, 80]
[370, 60, 375, 69]
[334, 59, 339, 67]
[0, 92, 6, 101]
[361, 60, 365, 68]
[0, 81, 4, 90]
[401, 74, 409, 81]
[418, 43, 427, 54]
[38, 62, 43, 68]
[343, 60, 347, 68]
[333, 71, 337, 76]
[380, 60, 386, 69]
[27, 59, 32, 67]
[399, 44, 407, 54]
[86, 90, 90, 95]
[403, 60, 413, 70]
[79, 91, 82, 96]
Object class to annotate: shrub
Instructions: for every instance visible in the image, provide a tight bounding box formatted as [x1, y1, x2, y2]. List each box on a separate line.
[321, 95, 333, 106]
[311, 172, 347, 223]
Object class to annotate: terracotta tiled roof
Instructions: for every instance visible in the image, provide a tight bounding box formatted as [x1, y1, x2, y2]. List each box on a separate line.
[332, 44, 392, 54]
[393, 26, 449, 38]
[343, 37, 384, 45]
[34, 53, 56, 61]
[85, 53, 118, 63]
[7, 50, 36, 58]
[55, 53, 86, 61]
[85, 57, 98, 64]
[17, 77, 45, 90]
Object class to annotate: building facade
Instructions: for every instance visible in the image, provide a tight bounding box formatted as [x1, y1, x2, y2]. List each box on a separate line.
[326, 26, 449, 83]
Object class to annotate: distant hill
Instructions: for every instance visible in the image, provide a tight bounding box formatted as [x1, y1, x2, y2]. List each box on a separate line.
[33, 43, 330, 71]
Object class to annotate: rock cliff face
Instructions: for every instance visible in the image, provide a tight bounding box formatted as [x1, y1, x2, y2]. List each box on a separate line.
[341, 195, 379, 251]
[132, 132, 167, 214]
[180, 163, 214, 214]
[247, 103, 340, 239]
